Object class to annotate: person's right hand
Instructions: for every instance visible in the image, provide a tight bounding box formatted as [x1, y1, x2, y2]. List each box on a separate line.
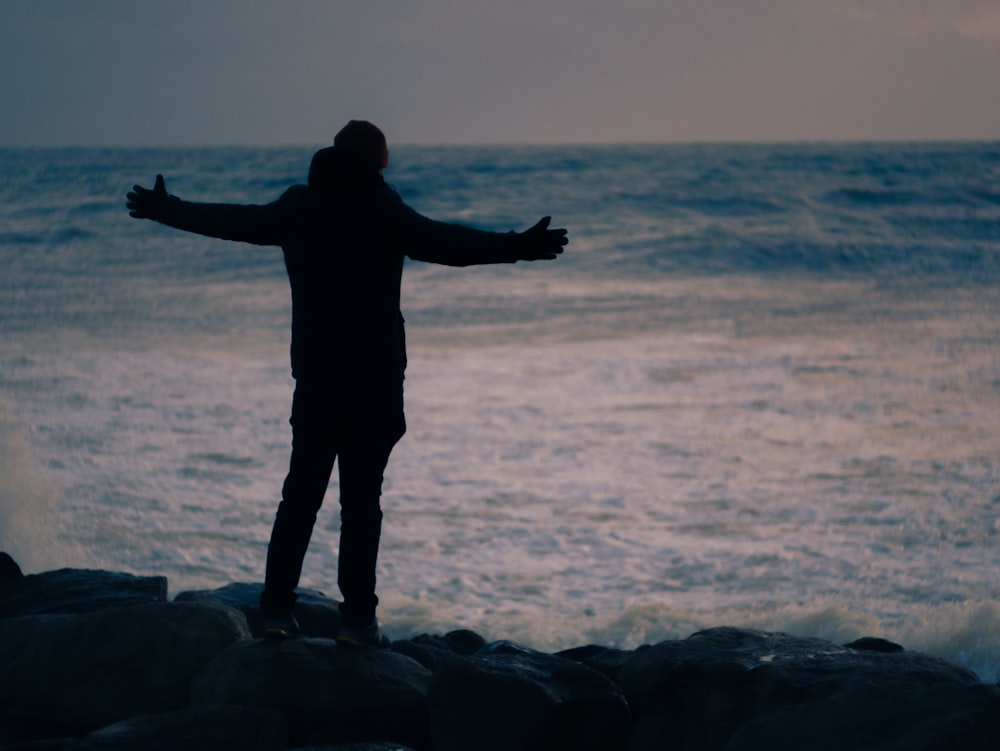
[127, 174, 170, 220]
[514, 216, 568, 261]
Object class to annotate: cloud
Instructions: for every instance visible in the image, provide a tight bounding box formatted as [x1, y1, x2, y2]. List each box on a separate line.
[821, 0, 1000, 39]
[955, 8, 1000, 39]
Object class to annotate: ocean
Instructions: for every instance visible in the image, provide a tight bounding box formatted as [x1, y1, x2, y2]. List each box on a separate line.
[1, 142, 998, 680]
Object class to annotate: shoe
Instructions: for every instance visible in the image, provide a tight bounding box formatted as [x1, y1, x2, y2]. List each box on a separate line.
[262, 611, 299, 640]
[337, 617, 391, 648]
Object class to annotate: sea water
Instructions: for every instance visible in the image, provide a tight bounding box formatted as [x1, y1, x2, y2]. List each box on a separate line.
[1, 142, 999, 679]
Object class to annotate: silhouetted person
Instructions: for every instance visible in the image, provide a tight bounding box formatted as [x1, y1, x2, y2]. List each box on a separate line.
[127, 120, 567, 645]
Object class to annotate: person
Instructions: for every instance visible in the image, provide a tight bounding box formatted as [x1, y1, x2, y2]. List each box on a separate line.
[126, 120, 568, 646]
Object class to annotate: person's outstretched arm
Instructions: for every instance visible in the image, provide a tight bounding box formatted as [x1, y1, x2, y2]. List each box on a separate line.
[127, 174, 294, 246]
[393, 200, 568, 267]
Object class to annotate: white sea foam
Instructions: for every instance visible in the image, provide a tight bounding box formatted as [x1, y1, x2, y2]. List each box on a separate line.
[0, 414, 69, 573]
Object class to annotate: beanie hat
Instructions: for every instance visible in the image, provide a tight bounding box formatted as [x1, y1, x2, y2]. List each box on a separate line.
[333, 120, 388, 170]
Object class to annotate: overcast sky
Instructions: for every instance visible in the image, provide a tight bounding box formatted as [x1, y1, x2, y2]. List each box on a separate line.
[1, 0, 998, 146]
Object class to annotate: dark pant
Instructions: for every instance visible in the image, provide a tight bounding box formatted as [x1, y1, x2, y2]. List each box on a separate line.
[260, 381, 404, 627]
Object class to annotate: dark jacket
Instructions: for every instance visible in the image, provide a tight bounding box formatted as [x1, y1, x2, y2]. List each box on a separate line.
[157, 175, 519, 396]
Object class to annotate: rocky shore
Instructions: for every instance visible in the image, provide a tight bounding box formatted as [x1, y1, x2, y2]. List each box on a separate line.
[1, 552, 997, 750]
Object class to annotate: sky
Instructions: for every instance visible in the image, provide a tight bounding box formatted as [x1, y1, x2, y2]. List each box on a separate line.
[1, 0, 998, 146]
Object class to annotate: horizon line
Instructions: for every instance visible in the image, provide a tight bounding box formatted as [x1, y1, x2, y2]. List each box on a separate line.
[2, 136, 998, 150]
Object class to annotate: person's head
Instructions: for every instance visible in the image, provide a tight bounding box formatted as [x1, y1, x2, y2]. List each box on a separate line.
[308, 120, 389, 191]
[333, 120, 389, 171]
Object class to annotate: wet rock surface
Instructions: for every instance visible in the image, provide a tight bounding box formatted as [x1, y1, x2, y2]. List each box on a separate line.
[2, 556, 998, 751]
[0, 567, 166, 617]
[175, 581, 343, 639]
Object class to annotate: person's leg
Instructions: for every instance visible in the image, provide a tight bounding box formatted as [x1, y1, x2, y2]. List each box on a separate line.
[336, 417, 404, 628]
[260, 386, 337, 617]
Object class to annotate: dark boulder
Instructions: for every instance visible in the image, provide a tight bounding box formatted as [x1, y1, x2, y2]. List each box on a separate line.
[296, 744, 418, 751]
[428, 649, 631, 751]
[0, 551, 24, 582]
[0, 738, 79, 751]
[391, 629, 487, 671]
[844, 635, 904, 653]
[0, 602, 251, 737]
[298, 739, 420, 750]
[726, 680, 1000, 751]
[618, 626, 999, 751]
[0, 566, 166, 618]
[190, 637, 431, 747]
[556, 643, 636, 681]
[175, 581, 343, 638]
[77, 706, 287, 751]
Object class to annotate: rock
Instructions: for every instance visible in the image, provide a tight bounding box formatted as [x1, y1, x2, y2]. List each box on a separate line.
[6, 560, 999, 751]
[844, 636, 904, 653]
[0, 739, 79, 751]
[428, 650, 631, 751]
[475, 639, 542, 657]
[174, 581, 342, 638]
[391, 629, 487, 671]
[618, 627, 998, 751]
[726, 681, 1000, 751]
[298, 740, 419, 750]
[442, 628, 490, 653]
[0, 567, 167, 618]
[0, 551, 24, 582]
[0, 602, 251, 738]
[556, 643, 636, 681]
[76, 706, 287, 751]
[296, 744, 417, 751]
[190, 637, 432, 747]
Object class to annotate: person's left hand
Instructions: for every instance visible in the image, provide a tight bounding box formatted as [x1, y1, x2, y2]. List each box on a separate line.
[127, 174, 170, 220]
[514, 216, 568, 261]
